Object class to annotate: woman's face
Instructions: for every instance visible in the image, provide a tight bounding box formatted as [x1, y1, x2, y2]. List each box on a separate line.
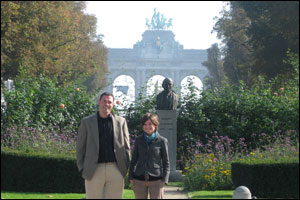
[143, 119, 156, 136]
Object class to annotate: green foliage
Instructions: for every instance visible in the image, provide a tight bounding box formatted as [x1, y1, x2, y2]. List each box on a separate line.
[184, 154, 233, 191]
[177, 69, 299, 151]
[1, 192, 86, 199]
[237, 1, 299, 79]
[234, 156, 299, 165]
[2, 149, 134, 193]
[174, 52, 299, 191]
[1, 126, 77, 155]
[183, 130, 298, 192]
[188, 190, 233, 199]
[231, 162, 299, 198]
[202, 43, 223, 88]
[213, 2, 254, 85]
[1, 1, 107, 90]
[1, 70, 97, 136]
[1, 191, 135, 199]
[123, 85, 157, 136]
[1, 149, 85, 193]
[213, 1, 299, 84]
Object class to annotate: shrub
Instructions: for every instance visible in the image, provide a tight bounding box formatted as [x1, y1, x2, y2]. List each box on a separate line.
[183, 130, 299, 191]
[1, 71, 97, 135]
[177, 51, 299, 154]
[178, 77, 299, 150]
[1, 149, 84, 193]
[231, 162, 299, 198]
[182, 132, 249, 191]
[184, 153, 234, 191]
[1, 125, 77, 155]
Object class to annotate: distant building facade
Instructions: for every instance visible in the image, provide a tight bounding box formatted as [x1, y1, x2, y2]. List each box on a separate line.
[104, 30, 209, 99]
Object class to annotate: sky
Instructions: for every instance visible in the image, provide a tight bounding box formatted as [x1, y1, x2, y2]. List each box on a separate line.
[84, 1, 227, 50]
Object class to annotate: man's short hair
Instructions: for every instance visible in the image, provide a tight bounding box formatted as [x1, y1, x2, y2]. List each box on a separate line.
[99, 92, 114, 101]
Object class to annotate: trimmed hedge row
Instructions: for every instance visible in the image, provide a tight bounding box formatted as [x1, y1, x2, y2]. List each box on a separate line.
[1, 150, 85, 193]
[231, 162, 299, 198]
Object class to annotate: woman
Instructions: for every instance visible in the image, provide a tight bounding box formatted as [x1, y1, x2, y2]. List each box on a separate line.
[129, 113, 170, 199]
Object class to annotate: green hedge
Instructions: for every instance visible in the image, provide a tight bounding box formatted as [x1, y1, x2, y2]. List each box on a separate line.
[1, 149, 85, 193]
[231, 162, 299, 198]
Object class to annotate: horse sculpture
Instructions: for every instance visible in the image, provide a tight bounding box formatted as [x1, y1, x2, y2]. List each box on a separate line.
[145, 8, 173, 30]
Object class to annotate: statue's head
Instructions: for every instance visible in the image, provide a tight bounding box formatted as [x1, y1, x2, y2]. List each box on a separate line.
[162, 78, 173, 92]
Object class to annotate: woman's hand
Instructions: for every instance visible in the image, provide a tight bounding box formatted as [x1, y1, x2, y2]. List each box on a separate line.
[130, 180, 133, 184]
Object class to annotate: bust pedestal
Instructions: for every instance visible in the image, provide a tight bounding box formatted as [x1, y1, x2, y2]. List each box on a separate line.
[157, 110, 182, 182]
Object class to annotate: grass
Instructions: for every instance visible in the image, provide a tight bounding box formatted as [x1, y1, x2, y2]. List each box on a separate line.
[167, 182, 234, 199]
[1, 184, 185, 199]
[167, 181, 185, 187]
[1, 189, 135, 199]
[189, 190, 234, 199]
[1, 190, 235, 199]
[1, 185, 236, 199]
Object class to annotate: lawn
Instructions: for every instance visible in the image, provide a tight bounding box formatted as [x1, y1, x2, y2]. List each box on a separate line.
[189, 190, 234, 199]
[168, 182, 234, 199]
[1, 189, 135, 199]
[1, 190, 235, 199]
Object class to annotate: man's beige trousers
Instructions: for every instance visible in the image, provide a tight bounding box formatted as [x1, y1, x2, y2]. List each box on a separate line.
[85, 162, 124, 199]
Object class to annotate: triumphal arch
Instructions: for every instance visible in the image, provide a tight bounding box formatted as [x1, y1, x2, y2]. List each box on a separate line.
[104, 9, 209, 100]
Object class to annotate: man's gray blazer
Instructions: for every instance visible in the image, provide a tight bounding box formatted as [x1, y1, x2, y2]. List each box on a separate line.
[76, 113, 130, 180]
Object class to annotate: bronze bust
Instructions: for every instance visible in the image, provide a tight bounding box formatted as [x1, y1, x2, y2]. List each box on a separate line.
[156, 78, 178, 110]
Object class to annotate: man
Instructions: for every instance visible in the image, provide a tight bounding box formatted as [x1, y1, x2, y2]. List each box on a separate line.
[76, 92, 130, 199]
[156, 78, 178, 110]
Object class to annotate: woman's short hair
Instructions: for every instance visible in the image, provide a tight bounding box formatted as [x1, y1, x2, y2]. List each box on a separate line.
[141, 113, 159, 131]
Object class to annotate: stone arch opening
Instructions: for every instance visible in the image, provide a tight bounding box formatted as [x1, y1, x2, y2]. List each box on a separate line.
[112, 75, 135, 109]
[146, 75, 167, 96]
[180, 75, 203, 98]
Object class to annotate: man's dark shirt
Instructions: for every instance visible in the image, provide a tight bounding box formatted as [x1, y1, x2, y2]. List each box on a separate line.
[97, 112, 116, 163]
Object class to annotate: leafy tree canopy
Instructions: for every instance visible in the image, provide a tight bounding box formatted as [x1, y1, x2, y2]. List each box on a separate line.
[213, 1, 299, 84]
[1, 1, 107, 91]
[237, 1, 299, 79]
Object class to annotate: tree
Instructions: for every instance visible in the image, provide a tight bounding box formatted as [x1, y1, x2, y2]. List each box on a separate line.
[213, 1, 299, 84]
[83, 36, 108, 92]
[202, 43, 224, 88]
[1, 1, 107, 90]
[213, 2, 254, 85]
[237, 1, 299, 80]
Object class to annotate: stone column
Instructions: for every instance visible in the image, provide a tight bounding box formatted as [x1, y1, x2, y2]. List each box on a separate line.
[173, 70, 181, 93]
[141, 69, 146, 97]
[157, 110, 182, 182]
[135, 69, 141, 100]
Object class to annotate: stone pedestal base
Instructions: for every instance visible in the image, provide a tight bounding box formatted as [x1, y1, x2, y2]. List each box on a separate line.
[169, 170, 183, 182]
[157, 110, 182, 182]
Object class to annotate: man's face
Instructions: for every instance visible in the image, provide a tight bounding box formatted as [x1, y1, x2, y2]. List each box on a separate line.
[98, 95, 114, 115]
